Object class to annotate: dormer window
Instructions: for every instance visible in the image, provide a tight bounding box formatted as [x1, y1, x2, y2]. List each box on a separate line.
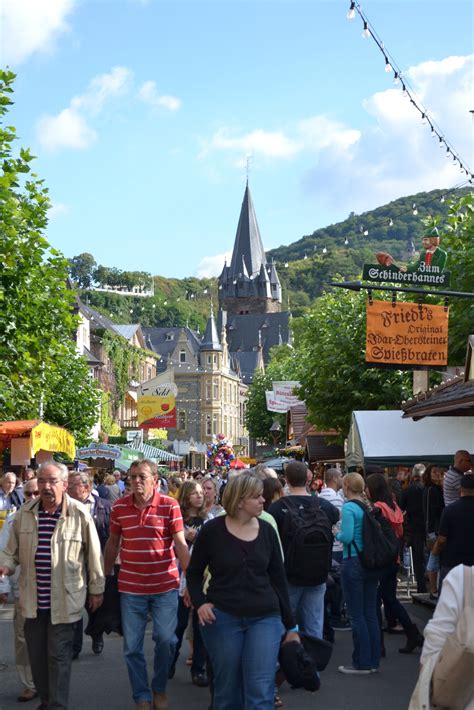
[179, 350, 186, 363]
[166, 333, 174, 341]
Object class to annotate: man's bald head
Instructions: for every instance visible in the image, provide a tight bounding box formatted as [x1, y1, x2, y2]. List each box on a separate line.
[454, 450, 472, 474]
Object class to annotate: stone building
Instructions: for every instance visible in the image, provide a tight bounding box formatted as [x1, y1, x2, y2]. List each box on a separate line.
[217, 183, 291, 384]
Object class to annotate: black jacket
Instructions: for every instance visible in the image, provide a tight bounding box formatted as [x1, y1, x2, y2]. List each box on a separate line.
[92, 496, 111, 550]
[401, 482, 425, 533]
[422, 484, 444, 535]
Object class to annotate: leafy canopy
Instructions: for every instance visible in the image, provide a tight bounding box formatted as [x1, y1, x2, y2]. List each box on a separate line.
[0, 70, 99, 446]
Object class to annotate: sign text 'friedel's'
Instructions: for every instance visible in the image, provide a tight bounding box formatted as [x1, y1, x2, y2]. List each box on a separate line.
[366, 300, 449, 368]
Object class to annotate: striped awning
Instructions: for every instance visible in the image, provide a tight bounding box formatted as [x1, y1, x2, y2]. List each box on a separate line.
[126, 442, 182, 462]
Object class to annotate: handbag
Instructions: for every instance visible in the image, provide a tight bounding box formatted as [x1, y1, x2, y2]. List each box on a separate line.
[431, 566, 474, 710]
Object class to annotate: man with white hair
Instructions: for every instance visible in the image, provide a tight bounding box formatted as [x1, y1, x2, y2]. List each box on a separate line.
[0, 471, 23, 512]
[0, 461, 105, 710]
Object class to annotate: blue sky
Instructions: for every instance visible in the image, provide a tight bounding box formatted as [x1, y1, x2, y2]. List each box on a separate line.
[3, 0, 473, 279]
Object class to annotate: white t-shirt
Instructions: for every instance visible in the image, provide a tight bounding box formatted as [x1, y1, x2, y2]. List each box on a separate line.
[319, 486, 344, 553]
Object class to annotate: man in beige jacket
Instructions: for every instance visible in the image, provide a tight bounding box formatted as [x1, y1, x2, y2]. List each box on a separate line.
[0, 461, 105, 710]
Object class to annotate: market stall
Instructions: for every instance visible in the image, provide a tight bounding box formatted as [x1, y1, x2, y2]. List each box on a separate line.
[346, 410, 474, 469]
[0, 420, 75, 469]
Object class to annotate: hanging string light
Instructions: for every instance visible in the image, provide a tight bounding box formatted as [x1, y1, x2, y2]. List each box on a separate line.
[346, 2, 473, 183]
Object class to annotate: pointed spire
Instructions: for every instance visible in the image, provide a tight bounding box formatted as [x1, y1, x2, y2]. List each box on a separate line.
[201, 306, 222, 352]
[229, 184, 266, 278]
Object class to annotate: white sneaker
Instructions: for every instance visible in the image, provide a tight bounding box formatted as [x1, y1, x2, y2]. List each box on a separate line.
[338, 665, 371, 675]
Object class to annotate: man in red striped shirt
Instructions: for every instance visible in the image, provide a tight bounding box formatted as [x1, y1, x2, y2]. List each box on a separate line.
[104, 459, 189, 710]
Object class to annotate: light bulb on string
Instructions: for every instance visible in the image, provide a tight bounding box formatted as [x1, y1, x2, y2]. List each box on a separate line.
[421, 113, 427, 125]
[384, 57, 392, 73]
[440, 196, 445, 204]
[362, 21, 370, 38]
[344, 238, 349, 245]
[393, 72, 400, 85]
[363, 229, 369, 236]
[402, 83, 408, 97]
[347, 1, 356, 20]
[389, 219, 393, 227]
[322, 247, 327, 254]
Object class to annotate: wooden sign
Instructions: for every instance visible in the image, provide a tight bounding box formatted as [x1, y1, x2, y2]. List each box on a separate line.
[366, 300, 449, 369]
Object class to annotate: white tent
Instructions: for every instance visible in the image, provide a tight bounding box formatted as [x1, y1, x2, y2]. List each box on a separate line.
[346, 410, 474, 469]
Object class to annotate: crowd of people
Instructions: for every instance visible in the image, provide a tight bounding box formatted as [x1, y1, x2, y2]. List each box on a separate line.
[0, 449, 472, 710]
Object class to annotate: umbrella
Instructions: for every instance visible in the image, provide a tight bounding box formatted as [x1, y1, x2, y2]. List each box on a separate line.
[230, 458, 247, 469]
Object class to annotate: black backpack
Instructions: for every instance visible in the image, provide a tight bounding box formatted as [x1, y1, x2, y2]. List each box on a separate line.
[280, 497, 332, 586]
[350, 500, 398, 570]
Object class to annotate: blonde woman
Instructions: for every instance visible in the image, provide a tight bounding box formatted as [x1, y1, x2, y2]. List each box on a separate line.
[335, 472, 381, 674]
[187, 473, 299, 710]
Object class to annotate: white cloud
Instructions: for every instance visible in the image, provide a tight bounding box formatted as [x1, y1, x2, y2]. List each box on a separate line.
[48, 202, 70, 219]
[138, 81, 181, 111]
[1, 0, 75, 65]
[194, 251, 232, 278]
[301, 54, 474, 213]
[200, 127, 301, 160]
[36, 66, 132, 151]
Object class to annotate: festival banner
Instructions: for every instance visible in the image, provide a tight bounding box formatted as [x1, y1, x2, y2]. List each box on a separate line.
[366, 300, 449, 369]
[137, 381, 178, 428]
[271, 381, 302, 407]
[266, 392, 290, 413]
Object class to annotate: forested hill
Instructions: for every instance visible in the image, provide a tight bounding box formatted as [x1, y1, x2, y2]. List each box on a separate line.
[74, 186, 471, 324]
[267, 187, 470, 263]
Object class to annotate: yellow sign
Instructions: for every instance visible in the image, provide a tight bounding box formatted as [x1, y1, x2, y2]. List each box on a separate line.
[30, 422, 76, 460]
[366, 300, 449, 368]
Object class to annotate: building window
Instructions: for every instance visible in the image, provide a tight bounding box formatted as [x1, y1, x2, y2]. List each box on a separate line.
[180, 349, 186, 363]
[166, 333, 174, 341]
[147, 367, 152, 380]
[224, 415, 228, 434]
[206, 415, 212, 436]
[206, 381, 211, 400]
[178, 410, 186, 430]
[223, 382, 227, 402]
[207, 355, 212, 365]
[213, 381, 219, 400]
[213, 354, 217, 364]
[212, 414, 218, 435]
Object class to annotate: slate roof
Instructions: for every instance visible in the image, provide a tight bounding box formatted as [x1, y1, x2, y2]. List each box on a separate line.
[112, 324, 141, 341]
[142, 326, 202, 373]
[225, 312, 290, 364]
[200, 313, 222, 352]
[80, 303, 117, 332]
[231, 351, 262, 384]
[229, 183, 267, 278]
[83, 346, 102, 366]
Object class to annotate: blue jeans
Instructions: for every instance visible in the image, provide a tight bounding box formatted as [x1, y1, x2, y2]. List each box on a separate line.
[287, 582, 326, 638]
[120, 590, 178, 702]
[341, 557, 381, 670]
[200, 608, 283, 710]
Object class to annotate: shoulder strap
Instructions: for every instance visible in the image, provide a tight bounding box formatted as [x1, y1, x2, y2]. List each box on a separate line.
[463, 565, 473, 610]
[350, 499, 367, 513]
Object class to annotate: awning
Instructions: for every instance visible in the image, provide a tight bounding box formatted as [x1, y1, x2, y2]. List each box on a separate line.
[346, 410, 474, 468]
[125, 442, 182, 462]
[0, 420, 75, 460]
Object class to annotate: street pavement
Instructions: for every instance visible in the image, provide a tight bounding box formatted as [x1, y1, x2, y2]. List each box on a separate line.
[0, 601, 431, 710]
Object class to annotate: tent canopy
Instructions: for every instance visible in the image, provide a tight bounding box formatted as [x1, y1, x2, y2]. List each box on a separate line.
[125, 442, 182, 463]
[346, 410, 474, 469]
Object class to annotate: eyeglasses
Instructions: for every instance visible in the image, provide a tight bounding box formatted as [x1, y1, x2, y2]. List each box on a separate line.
[37, 479, 62, 486]
[129, 475, 153, 482]
[24, 491, 40, 498]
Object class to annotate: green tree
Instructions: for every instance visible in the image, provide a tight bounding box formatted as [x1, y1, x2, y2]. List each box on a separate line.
[69, 252, 96, 288]
[0, 70, 99, 446]
[294, 291, 412, 437]
[245, 344, 300, 443]
[438, 192, 474, 364]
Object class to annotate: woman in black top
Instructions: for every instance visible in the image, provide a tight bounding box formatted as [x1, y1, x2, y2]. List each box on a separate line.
[422, 465, 445, 598]
[187, 473, 299, 710]
[169, 480, 208, 686]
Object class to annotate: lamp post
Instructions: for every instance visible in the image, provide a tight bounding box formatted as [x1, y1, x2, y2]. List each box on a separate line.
[269, 420, 282, 447]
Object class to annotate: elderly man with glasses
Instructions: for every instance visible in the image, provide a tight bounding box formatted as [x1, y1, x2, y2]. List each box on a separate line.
[0, 461, 105, 710]
[104, 459, 190, 710]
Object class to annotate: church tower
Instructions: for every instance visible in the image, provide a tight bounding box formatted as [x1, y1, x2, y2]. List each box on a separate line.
[218, 183, 282, 316]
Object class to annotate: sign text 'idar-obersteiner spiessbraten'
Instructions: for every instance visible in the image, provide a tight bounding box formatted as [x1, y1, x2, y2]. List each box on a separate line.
[366, 300, 449, 368]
